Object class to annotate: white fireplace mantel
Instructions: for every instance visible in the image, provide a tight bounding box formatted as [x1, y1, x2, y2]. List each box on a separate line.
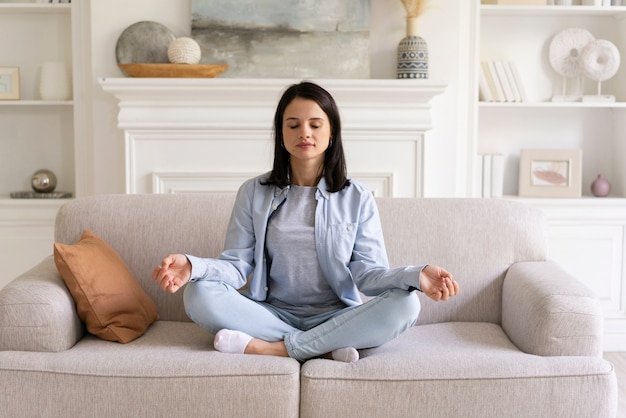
[100, 78, 446, 197]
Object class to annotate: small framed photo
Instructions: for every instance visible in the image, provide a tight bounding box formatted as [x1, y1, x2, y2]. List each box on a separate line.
[519, 149, 582, 198]
[0, 67, 20, 100]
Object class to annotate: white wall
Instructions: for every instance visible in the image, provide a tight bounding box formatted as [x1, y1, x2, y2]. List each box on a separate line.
[88, 0, 467, 197]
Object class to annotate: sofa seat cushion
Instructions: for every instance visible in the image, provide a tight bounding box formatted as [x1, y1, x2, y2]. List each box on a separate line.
[0, 321, 300, 418]
[300, 322, 617, 418]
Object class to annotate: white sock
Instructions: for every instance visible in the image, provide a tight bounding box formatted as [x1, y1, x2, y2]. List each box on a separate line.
[213, 329, 253, 354]
[331, 347, 359, 363]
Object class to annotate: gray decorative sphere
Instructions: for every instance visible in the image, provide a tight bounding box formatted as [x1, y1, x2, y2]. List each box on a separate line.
[31, 169, 57, 193]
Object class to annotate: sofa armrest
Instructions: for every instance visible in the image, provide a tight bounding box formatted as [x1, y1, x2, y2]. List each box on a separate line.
[502, 261, 603, 357]
[0, 256, 84, 352]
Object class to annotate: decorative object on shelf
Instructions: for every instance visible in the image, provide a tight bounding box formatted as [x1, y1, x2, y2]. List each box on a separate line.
[580, 39, 620, 103]
[39, 61, 71, 100]
[167, 37, 202, 64]
[481, 0, 546, 4]
[117, 63, 228, 78]
[397, 0, 429, 79]
[31, 168, 57, 193]
[518, 149, 582, 198]
[549, 28, 594, 102]
[116, 21, 176, 75]
[10, 169, 72, 199]
[0, 67, 20, 100]
[591, 174, 611, 197]
[10, 191, 72, 199]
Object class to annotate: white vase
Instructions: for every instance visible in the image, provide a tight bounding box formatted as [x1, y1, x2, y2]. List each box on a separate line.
[39, 61, 71, 100]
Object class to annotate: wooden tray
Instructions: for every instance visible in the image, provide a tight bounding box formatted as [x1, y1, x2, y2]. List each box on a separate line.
[118, 63, 229, 78]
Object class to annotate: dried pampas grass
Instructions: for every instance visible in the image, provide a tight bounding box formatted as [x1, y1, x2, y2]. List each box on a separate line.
[400, 0, 428, 18]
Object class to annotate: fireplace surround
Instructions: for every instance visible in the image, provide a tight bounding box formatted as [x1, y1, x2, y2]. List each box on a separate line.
[100, 78, 446, 197]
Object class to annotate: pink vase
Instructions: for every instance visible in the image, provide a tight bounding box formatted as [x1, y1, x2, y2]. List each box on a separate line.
[590, 174, 611, 197]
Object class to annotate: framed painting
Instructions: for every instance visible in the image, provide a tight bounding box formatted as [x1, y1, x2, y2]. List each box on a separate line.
[191, 0, 371, 78]
[0, 67, 20, 100]
[518, 149, 582, 198]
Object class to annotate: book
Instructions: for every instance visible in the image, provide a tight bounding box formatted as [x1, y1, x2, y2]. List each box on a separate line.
[486, 61, 505, 103]
[502, 61, 521, 102]
[494, 61, 515, 102]
[475, 154, 484, 197]
[478, 65, 494, 102]
[482, 154, 492, 198]
[490, 154, 504, 198]
[508, 61, 528, 103]
[482, 62, 501, 102]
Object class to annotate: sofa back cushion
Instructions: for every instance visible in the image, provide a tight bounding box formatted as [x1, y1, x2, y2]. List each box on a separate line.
[55, 195, 547, 324]
[55, 194, 237, 322]
[376, 198, 547, 325]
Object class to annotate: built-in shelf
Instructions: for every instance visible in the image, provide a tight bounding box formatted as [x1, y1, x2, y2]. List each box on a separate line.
[479, 101, 626, 108]
[482, 5, 626, 17]
[0, 100, 73, 106]
[0, 4, 70, 14]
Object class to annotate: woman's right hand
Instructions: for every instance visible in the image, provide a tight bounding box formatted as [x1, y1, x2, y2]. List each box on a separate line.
[151, 254, 192, 294]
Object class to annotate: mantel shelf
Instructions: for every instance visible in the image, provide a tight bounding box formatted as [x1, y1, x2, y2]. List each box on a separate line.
[99, 78, 447, 107]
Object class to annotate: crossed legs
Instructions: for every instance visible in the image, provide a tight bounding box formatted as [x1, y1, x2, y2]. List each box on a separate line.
[184, 280, 420, 362]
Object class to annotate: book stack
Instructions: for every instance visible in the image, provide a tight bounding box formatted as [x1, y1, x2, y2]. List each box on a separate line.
[476, 154, 505, 198]
[478, 61, 528, 103]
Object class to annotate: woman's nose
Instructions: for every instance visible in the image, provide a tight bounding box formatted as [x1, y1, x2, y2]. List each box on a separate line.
[299, 126, 311, 139]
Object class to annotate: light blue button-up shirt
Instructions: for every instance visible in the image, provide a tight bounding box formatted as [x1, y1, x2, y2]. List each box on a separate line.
[187, 172, 424, 307]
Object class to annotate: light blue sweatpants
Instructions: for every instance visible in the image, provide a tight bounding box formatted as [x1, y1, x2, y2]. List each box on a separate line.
[183, 280, 421, 362]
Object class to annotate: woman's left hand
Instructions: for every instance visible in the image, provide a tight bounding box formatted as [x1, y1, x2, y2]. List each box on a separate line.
[419, 265, 459, 302]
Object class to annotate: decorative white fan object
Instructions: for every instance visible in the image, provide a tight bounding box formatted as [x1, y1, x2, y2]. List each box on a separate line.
[580, 39, 620, 103]
[549, 28, 595, 102]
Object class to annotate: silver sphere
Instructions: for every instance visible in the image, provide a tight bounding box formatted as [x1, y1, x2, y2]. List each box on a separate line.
[31, 169, 57, 193]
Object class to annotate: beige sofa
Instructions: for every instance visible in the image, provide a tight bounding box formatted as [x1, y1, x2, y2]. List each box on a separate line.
[0, 194, 617, 418]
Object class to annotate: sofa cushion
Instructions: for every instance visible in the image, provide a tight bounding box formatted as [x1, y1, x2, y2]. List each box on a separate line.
[300, 322, 617, 418]
[0, 321, 301, 418]
[54, 229, 158, 343]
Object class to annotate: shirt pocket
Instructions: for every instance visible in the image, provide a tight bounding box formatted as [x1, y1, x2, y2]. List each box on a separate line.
[329, 223, 358, 262]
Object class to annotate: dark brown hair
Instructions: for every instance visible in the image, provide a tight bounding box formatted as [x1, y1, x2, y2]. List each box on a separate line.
[261, 81, 350, 193]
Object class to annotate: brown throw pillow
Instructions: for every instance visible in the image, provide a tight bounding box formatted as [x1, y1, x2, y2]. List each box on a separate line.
[54, 229, 158, 343]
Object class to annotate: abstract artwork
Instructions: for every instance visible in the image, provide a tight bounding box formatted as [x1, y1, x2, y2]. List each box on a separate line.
[191, 0, 371, 78]
[518, 149, 582, 198]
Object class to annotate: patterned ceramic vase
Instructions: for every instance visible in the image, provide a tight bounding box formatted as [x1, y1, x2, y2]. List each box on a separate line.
[397, 17, 429, 79]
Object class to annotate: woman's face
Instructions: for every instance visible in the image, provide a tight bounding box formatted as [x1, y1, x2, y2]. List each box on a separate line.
[282, 97, 332, 166]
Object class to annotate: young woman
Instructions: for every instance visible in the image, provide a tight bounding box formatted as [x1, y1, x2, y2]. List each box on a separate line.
[152, 81, 459, 363]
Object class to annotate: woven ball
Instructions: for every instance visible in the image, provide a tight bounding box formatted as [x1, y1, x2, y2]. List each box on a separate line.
[168, 37, 201, 64]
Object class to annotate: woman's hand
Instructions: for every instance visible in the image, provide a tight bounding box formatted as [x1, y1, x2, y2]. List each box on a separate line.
[151, 254, 192, 294]
[419, 265, 459, 302]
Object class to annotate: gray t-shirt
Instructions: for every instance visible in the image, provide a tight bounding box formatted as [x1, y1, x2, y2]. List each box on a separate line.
[265, 185, 345, 316]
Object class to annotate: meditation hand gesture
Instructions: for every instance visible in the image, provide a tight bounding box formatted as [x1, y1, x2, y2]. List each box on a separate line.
[419, 265, 459, 302]
[151, 254, 191, 294]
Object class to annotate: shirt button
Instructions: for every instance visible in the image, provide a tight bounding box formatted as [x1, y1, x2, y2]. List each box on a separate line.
[347, 225, 353, 231]
[264, 286, 269, 291]
[272, 205, 278, 211]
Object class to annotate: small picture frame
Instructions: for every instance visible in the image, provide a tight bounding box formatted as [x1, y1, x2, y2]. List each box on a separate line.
[0, 67, 20, 100]
[518, 149, 582, 198]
